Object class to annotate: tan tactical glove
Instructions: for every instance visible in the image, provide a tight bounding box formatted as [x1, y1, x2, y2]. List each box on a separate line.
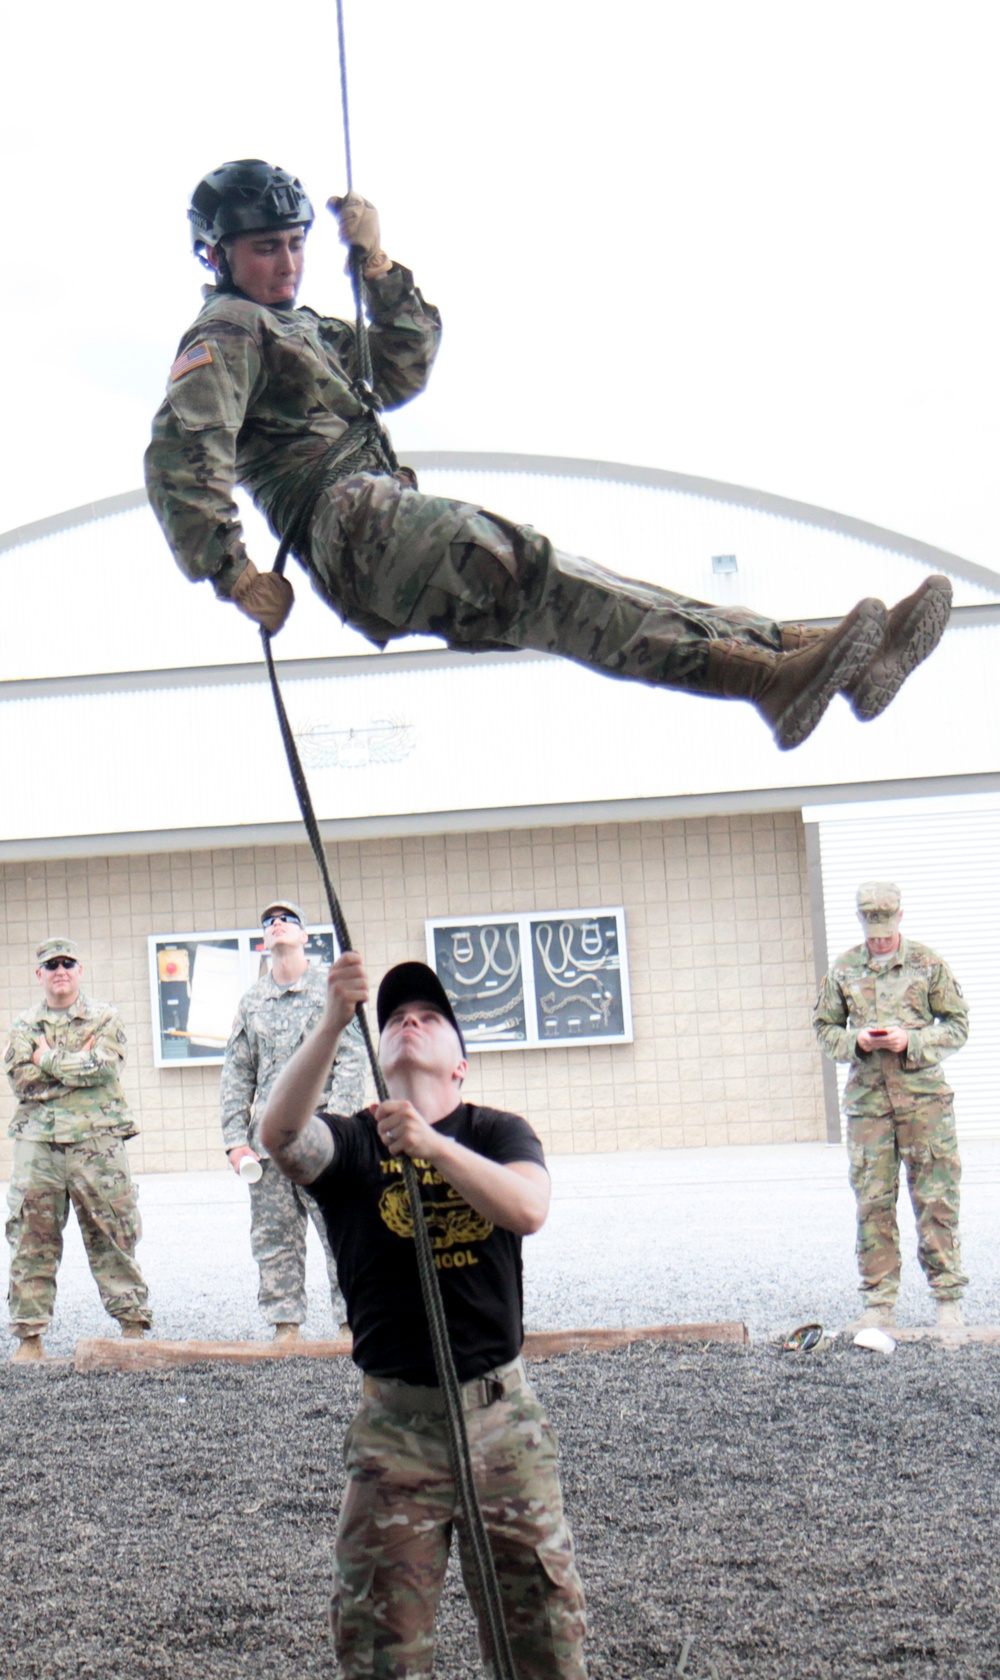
[327, 192, 391, 278]
[231, 562, 294, 634]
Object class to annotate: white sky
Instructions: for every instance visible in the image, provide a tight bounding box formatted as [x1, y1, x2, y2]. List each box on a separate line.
[3, 0, 998, 571]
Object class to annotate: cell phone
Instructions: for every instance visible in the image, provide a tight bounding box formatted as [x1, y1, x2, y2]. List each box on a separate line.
[869, 1028, 889, 1038]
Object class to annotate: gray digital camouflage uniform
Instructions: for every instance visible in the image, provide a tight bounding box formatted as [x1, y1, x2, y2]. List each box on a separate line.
[144, 267, 784, 684]
[221, 963, 367, 1326]
[3, 994, 151, 1337]
[813, 937, 969, 1306]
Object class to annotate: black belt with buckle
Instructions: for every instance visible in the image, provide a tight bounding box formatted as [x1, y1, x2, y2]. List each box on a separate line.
[362, 1355, 525, 1415]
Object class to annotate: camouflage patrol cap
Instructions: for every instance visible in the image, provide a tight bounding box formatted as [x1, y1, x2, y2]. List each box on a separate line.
[260, 899, 305, 925]
[856, 880, 902, 935]
[36, 937, 79, 963]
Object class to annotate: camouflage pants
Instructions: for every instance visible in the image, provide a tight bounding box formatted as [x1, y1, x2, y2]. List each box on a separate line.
[307, 472, 782, 687]
[249, 1157, 345, 1326]
[846, 1105, 967, 1303]
[6, 1135, 151, 1337]
[331, 1363, 587, 1678]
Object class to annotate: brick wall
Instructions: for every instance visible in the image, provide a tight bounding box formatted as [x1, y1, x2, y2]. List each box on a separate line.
[0, 811, 825, 1173]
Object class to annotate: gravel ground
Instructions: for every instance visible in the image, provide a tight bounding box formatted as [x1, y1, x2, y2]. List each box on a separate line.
[2, 1142, 999, 1678]
[3, 1340, 999, 1679]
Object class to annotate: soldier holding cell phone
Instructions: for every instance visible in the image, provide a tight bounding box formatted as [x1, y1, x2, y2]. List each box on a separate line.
[813, 881, 969, 1330]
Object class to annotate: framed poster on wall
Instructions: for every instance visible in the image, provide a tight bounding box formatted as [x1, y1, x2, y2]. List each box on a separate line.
[148, 925, 336, 1067]
[428, 920, 527, 1049]
[425, 907, 631, 1052]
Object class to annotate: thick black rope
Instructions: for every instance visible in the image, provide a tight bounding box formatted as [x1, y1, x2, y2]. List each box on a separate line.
[270, 9, 515, 1623]
[260, 626, 518, 1676]
[334, 0, 378, 405]
[262, 7, 521, 1659]
[335, 0, 354, 196]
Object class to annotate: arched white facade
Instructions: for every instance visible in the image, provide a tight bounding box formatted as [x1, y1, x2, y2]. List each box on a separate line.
[2, 457, 998, 1164]
[2, 453, 997, 857]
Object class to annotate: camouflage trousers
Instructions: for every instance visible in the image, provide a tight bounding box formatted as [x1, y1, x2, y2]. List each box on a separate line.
[331, 1360, 587, 1678]
[306, 472, 782, 686]
[249, 1157, 345, 1326]
[846, 1104, 967, 1304]
[5, 1135, 151, 1337]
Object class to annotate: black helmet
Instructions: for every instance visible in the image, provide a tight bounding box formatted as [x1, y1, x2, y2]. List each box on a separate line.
[188, 159, 315, 256]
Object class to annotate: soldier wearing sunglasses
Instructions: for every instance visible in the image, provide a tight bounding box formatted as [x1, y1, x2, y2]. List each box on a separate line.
[3, 938, 152, 1362]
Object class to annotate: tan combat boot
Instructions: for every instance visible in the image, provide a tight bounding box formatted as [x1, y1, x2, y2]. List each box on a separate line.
[852, 1304, 897, 1329]
[11, 1336, 45, 1363]
[120, 1325, 147, 1340]
[935, 1300, 964, 1328]
[273, 1322, 302, 1344]
[703, 597, 887, 749]
[780, 575, 952, 721]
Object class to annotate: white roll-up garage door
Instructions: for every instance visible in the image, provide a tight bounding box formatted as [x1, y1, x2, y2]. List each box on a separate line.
[810, 800, 1000, 1141]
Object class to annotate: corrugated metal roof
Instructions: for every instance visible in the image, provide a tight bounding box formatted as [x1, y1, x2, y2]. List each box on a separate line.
[816, 806, 1000, 1139]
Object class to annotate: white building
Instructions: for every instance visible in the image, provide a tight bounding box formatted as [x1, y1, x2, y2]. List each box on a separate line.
[2, 454, 997, 1172]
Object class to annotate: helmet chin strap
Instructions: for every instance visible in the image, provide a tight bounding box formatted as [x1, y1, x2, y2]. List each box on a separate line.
[199, 241, 235, 290]
[214, 246, 235, 291]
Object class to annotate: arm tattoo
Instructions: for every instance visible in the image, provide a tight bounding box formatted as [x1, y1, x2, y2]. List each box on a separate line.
[270, 1116, 335, 1184]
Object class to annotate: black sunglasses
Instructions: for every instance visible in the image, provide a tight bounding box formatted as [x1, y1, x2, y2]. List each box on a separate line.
[262, 913, 301, 929]
[42, 957, 79, 971]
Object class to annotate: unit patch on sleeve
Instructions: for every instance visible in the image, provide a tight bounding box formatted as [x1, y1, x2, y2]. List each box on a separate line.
[169, 342, 214, 382]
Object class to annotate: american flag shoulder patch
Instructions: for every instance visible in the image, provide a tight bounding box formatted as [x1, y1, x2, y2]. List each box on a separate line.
[169, 341, 214, 382]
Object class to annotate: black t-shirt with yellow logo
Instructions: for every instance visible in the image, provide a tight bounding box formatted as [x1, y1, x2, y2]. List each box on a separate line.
[309, 1102, 546, 1384]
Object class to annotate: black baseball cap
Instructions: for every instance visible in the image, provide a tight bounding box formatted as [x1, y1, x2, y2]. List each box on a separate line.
[376, 962, 466, 1055]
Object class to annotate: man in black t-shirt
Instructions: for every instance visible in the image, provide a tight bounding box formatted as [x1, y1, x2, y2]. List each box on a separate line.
[260, 953, 587, 1679]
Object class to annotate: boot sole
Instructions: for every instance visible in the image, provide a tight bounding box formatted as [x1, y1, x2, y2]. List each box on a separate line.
[772, 599, 887, 750]
[848, 574, 952, 720]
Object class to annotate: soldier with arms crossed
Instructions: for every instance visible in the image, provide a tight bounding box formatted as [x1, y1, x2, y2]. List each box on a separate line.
[145, 158, 952, 754]
[260, 952, 587, 1679]
[3, 938, 152, 1361]
[813, 881, 969, 1329]
[221, 899, 366, 1340]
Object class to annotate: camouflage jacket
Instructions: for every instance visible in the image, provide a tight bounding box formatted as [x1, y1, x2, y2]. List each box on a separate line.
[220, 963, 367, 1155]
[4, 993, 136, 1143]
[144, 265, 441, 598]
[812, 937, 969, 1118]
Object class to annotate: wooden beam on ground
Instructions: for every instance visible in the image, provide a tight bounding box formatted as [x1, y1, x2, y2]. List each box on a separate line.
[74, 1336, 352, 1372]
[524, 1323, 748, 1354]
[74, 1321, 746, 1373]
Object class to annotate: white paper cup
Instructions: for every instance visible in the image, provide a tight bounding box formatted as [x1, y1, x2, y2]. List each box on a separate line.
[853, 1326, 896, 1355]
[239, 1156, 263, 1184]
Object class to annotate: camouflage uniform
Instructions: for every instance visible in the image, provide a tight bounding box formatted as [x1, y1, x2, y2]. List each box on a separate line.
[813, 937, 969, 1305]
[3, 994, 151, 1337]
[221, 963, 367, 1326]
[145, 272, 783, 682]
[311, 1092, 587, 1679]
[333, 1364, 586, 1679]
